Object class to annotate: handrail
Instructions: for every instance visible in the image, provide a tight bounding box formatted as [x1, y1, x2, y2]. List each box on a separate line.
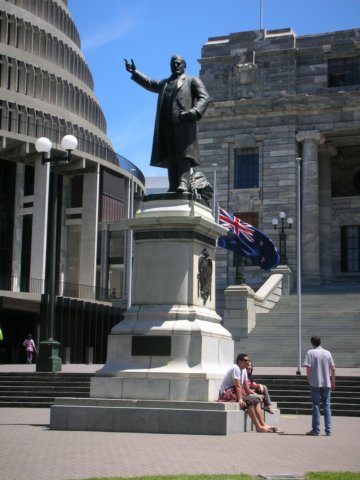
[254, 273, 283, 312]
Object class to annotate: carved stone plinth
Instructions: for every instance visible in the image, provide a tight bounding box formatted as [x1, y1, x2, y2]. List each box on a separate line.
[90, 194, 233, 401]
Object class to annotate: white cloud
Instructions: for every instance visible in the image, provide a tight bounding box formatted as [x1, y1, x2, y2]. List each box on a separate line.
[82, 16, 135, 52]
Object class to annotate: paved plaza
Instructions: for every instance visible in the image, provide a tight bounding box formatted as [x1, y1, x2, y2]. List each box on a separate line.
[1, 365, 359, 480]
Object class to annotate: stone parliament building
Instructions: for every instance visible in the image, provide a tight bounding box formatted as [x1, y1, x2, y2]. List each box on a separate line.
[198, 27, 360, 307]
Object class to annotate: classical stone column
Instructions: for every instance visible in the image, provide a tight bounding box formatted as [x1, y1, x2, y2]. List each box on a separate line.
[319, 144, 337, 283]
[296, 131, 324, 285]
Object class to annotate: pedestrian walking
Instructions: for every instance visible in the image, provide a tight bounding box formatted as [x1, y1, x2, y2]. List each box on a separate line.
[22, 334, 37, 364]
[304, 335, 336, 436]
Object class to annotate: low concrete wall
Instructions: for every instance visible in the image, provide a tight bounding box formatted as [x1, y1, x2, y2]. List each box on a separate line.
[223, 268, 291, 340]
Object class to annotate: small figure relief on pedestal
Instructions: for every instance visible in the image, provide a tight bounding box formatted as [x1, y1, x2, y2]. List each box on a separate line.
[198, 248, 212, 305]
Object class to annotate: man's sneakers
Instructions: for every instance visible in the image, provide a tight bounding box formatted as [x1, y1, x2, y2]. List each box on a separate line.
[306, 430, 333, 436]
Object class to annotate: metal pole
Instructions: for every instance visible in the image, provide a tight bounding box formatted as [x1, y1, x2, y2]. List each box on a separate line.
[126, 169, 135, 310]
[36, 161, 62, 372]
[279, 218, 287, 264]
[296, 157, 302, 375]
[260, 0, 263, 30]
[212, 163, 218, 218]
[48, 164, 58, 340]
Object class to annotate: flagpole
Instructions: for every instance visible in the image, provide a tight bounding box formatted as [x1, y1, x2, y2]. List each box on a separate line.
[212, 163, 218, 219]
[126, 168, 136, 310]
[260, 0, 263, 30]
[296, 157, 302, 375]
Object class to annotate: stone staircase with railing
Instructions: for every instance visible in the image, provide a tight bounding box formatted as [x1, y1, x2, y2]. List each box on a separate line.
[235, 283, 360, 368]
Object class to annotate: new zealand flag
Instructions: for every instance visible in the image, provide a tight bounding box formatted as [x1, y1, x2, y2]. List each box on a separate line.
[218, 207, 280, 271]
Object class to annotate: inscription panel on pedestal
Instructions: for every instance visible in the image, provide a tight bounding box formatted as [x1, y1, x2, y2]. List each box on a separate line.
[132, 336, 171, 356]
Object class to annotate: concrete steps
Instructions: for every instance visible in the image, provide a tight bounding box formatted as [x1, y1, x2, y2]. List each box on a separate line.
[50, 397, 280, 435]
[0, 372, 92, 407]
[235, 287, 360, 367]
[1, 372, 359, 417]
[254, 375, 360, 417]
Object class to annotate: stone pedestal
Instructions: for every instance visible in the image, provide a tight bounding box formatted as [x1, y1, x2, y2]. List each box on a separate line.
[50, 397, 280, 435]
[92, 194, 234, 401]
[51, 194, 241, 434]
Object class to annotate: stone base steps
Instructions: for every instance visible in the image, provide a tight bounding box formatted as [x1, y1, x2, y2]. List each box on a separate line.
[0, 372, 92, 408]
[1, 373, 359, 417]
[50, 397, 281, 435]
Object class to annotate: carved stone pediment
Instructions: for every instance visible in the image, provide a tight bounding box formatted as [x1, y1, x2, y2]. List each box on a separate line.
[233, 63, 258, 85]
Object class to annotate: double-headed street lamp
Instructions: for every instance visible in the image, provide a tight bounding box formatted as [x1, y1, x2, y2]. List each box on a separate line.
[272, 211, 293, 265]
[35, 134, 78, 372]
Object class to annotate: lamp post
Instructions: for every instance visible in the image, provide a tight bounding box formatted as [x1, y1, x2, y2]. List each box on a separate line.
[272, 211, 293, 264]
[35, 134, 78, 372]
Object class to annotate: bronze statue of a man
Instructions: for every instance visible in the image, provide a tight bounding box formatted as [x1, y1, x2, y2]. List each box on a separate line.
[124, 55, 210, 192]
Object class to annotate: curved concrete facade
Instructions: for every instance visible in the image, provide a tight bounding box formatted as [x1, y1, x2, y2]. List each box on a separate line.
[0, 0, 145, 363]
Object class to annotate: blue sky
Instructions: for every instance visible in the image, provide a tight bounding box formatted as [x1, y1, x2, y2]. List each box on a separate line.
[68, 0, 359, 178]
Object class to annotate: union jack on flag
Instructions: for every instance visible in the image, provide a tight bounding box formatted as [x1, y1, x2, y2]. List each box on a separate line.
[218, 208, 255, 243]
[217, 207, 280, 271]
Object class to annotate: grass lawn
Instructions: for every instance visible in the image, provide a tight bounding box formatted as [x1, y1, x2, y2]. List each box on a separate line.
[307, 474, 360, 480]
[81, 473, 360, 480]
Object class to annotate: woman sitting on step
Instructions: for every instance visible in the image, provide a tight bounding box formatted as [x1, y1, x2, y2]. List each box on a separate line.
[246, 361, 274, 414]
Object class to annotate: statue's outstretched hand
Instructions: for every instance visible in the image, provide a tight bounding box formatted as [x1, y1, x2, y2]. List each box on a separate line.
[124, 58, 136, 73]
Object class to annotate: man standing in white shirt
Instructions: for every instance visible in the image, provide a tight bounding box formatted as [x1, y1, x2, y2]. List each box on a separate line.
[304, 335, 336, 436]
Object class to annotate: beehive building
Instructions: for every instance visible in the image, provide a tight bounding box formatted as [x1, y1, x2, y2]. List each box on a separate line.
[0, 0, 145, 362]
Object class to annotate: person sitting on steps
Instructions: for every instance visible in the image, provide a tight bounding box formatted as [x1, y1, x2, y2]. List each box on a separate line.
[218, 353, 282, 433]
[246, 361, 275, 414]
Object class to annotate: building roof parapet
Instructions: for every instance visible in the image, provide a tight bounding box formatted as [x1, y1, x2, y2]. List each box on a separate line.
[204, 90, 360, 116]
[202, 27, 360, 61]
